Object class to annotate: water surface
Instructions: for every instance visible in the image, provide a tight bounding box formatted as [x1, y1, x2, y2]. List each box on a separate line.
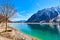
[9, 23, 60, 40]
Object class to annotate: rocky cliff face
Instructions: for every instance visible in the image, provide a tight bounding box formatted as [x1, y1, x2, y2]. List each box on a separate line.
[27, 6, 60, 23]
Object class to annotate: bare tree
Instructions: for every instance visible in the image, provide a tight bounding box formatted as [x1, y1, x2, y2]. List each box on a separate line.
[0, 0, 16, 32]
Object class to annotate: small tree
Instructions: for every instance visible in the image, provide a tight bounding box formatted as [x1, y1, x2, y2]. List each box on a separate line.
[0, 0, 16, 32]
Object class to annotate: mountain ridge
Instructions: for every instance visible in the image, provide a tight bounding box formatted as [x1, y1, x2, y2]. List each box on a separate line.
[27, 6, 60, 23]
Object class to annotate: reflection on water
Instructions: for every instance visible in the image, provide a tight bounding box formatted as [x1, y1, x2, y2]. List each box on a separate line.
[28, 24, 58, 33]
[9, 23, 60, 40]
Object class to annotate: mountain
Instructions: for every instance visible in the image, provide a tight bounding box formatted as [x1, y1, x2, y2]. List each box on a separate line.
[27, 6, 60, 23]
[53, 15, 60, 23]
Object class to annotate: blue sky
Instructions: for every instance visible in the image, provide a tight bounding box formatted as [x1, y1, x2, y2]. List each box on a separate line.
[0, 0, 60, 21]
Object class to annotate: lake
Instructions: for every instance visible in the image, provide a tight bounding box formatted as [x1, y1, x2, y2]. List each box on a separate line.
[8, 23, 60, 40]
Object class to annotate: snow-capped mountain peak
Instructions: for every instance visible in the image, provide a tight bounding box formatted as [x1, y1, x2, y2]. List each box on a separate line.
[27, 6, 60, 23]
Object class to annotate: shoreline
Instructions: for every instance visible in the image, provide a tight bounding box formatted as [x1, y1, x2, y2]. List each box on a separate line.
[0, 23, 37, 40]
[8, 22, 59, 24]
[22, 33, 40, 40]
[8, 23, 42, 40]
[0, 23, 59, 40]
[8, 23, 41, 40]
[8, 26, 37, 40]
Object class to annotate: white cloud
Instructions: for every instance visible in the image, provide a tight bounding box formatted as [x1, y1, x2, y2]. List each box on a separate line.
[9, 12, 27, 21]
[9, 10, 35, 21]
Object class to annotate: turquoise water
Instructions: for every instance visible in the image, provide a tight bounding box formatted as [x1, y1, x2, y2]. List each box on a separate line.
[9, 23, 60, 40]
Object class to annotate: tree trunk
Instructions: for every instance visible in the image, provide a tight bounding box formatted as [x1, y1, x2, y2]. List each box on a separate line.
[5, 17, 8, 32]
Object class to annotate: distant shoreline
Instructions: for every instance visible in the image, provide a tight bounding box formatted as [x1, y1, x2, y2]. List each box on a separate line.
[8, 22, 59, 24]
